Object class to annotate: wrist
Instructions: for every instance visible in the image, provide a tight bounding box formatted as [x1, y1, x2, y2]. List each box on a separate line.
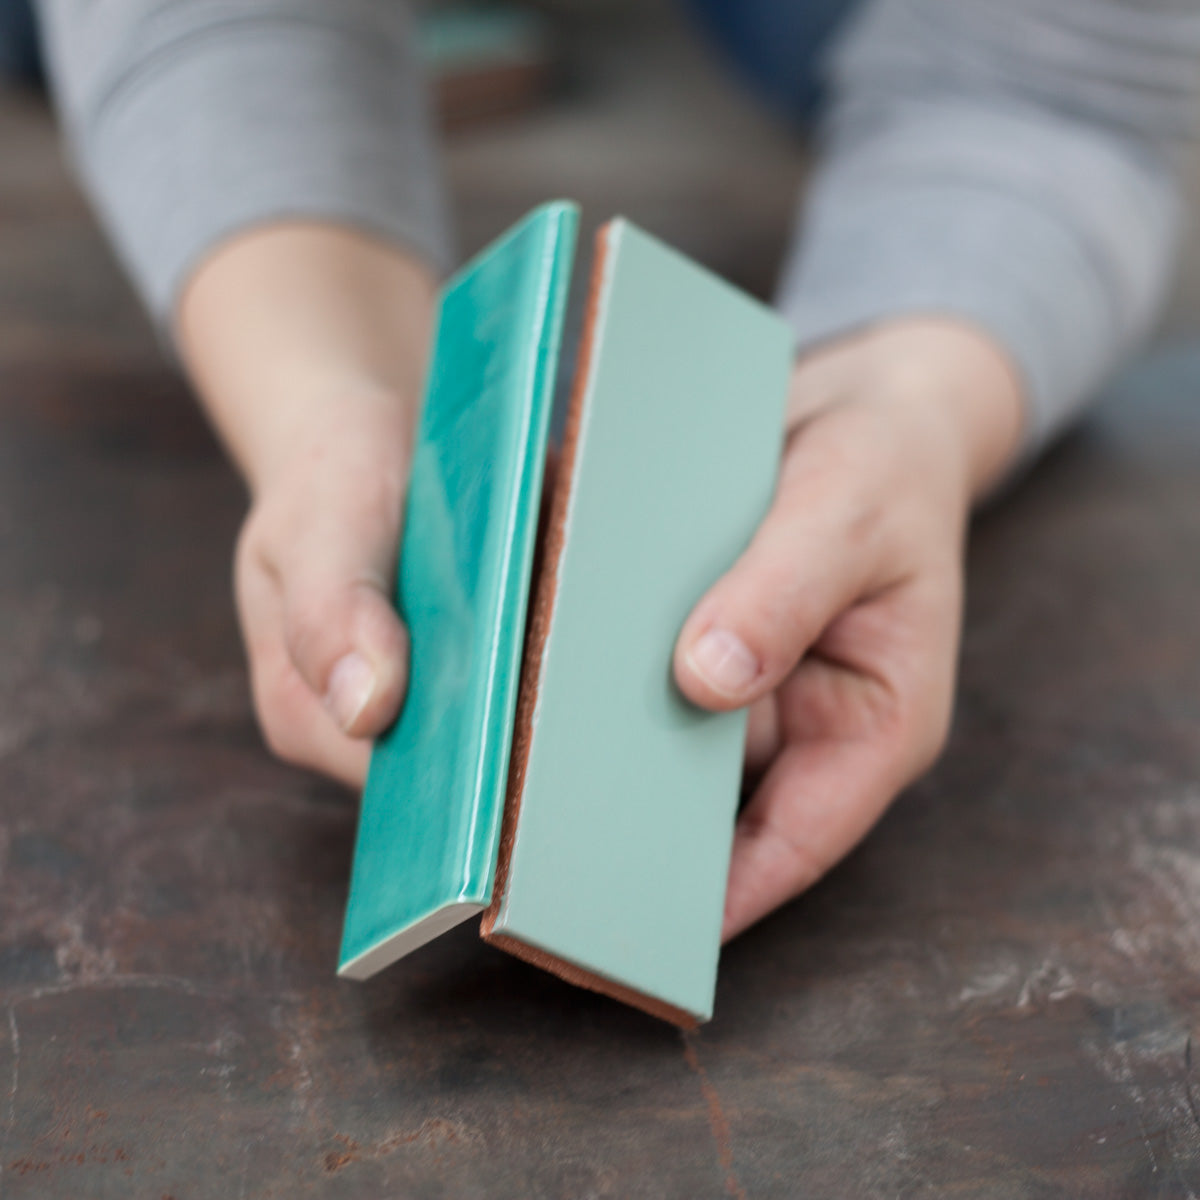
[790, 318, 1026, 504]
[176, 221, 436, 497]
[239, 379, 416, 503]
[903, 320, 1026, 500]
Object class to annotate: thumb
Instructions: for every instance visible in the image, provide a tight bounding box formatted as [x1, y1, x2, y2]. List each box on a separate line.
[278, 512, 409, 739]
[673, 468, 878, 712]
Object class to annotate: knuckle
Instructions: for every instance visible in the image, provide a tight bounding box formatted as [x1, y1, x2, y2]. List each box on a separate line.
[282, 591, 349, 680]
[905, 693, 954, 778]
[737, 581, 825, 679]
[741, 807, 827, 893]
[235, 501, 277, 569]
[233, 514, 266, 597]
[282, 594, 328, 657]
[252, 666, 311, 768]
[260, 716, 303, 767]
[841, 493, 888, 557]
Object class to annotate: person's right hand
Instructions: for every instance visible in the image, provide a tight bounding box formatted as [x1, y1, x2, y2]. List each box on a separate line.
[672, 319, 1025, 939]
[177, 222, 436, 786]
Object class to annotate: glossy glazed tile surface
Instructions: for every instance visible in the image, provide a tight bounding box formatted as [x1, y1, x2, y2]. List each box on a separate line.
[339, 202, 577, 978]
[488, 220, 792, 1022]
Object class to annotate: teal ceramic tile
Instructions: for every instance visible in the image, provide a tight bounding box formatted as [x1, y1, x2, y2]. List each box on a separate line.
[483, 220, 791, 1025]
[338, 202, 578, 979]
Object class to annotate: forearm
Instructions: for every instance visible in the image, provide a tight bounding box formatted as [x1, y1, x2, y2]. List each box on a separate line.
[176, 223, 436, 496]
[780, 0, 1200, 461]
[35, 0, 449, 329]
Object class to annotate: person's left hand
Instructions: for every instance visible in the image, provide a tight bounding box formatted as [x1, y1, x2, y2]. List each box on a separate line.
[673, 319, 1024, 940]
[176, 223, 436, 786]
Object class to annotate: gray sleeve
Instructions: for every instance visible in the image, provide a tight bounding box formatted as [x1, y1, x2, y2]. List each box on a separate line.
[34, 0, 450, 329]
[778, 0, 1200, 455]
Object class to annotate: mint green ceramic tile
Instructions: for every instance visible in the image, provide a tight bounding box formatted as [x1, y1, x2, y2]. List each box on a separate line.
[338, 202, 577, 979]
[487, 220, 791, 1023]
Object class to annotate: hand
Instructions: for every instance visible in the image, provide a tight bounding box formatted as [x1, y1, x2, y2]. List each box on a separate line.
[177, 223, 436, 785]
[673, 319, 1025, 940]
[231, 406, 410, 785]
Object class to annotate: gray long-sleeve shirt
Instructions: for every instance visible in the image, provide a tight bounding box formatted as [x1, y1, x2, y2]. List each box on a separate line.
[32, 0, 1200, 457]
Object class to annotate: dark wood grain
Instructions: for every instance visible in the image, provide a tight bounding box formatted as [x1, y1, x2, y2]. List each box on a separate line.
[1, 74, 1198, 1197]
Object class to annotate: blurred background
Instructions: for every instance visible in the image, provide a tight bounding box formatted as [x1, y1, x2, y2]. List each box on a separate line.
[2, 0, 1198, 354]
[415, 0, 811, 301]
[428, 0, 1200, 347]
[0, 0, 807, 324]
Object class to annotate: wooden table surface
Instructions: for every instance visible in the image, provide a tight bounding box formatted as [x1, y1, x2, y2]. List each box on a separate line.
[2, 78, 1200, 1198]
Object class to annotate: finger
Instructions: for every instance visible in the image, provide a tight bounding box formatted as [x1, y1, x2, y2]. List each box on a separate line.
[744, 694, 780, 777]
[674, 445, 886, 712]
[270, 496, 408, 739]
[235, 542, 371, 786]
[721, 586, 958, 941]
[721, 725, 901, 942]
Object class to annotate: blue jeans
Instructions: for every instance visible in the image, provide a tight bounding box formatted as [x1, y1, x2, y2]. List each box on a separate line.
[683, 0, 861, 122]
[0, 0, 38, 83]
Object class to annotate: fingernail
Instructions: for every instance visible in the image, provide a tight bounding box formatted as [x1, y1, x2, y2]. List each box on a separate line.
[325, 651, 376, 732]
[688, 628, 759, 698]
